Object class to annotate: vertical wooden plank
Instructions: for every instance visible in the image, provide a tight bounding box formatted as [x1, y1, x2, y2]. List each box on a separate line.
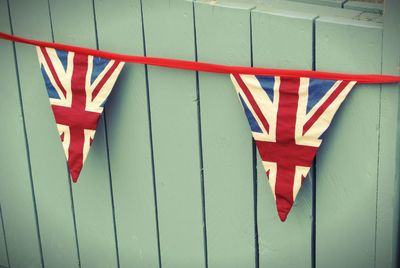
[261, 0, 362, 18]
[8, 0, 80, 267]
[288, 0, 345, 8]
[48, 0, 118, 267]
[315, 17, 382, 268]
[94, 0, 160, 267]
[0, 0, 43, 267]
[252, 8, 315, 268]
[376, 0, 400, 266]
[0, 205, 9, 267]
[343, 1, 383, 14]
[141, 0, 205, 267]
[195, 1, 255, 267]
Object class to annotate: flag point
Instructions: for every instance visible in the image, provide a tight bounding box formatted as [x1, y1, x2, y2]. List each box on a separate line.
[71, 173, 79, 183]
[278, 211, 288, 222]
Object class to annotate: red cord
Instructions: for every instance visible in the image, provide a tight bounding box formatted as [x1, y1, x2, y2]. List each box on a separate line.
[1, 31, 399, 84]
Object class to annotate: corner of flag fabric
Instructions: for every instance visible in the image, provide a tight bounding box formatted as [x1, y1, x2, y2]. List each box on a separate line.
[230, 73, 357, 221]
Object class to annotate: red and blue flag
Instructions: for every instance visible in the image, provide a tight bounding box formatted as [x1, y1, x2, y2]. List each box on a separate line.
[231, 74, 357, 221]
[37, 46, 124, 182]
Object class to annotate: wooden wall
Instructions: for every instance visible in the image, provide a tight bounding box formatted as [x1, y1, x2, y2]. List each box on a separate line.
[0, 0, 398, 267]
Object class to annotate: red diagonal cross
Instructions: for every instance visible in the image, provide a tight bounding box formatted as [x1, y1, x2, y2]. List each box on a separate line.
[256, 77, 318, 221]
[51, 53, 101, 182]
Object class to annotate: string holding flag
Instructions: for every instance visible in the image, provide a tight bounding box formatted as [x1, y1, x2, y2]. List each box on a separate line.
[1, 31, 399, 83]
[1, 31, 399, 221]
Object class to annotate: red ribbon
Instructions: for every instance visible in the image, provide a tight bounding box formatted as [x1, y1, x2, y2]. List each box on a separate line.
[1, 31, 399, 84]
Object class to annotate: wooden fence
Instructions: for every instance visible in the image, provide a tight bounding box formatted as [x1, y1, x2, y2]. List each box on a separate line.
[0, 0, 398, 267]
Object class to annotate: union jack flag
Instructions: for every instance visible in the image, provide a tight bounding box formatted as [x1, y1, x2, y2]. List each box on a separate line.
[230, 74, 357, 221]
[37, 46, 124, 182]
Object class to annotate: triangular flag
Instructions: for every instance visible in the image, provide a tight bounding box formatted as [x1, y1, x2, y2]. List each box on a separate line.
[230, 74, 357, 221]
[36, 46, 125, 182]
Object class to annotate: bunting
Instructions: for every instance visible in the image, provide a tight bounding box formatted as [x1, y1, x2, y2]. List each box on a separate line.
[230, 74, 356, 221]
[1, 31, 399, 221]
[37, 46, 124, 182]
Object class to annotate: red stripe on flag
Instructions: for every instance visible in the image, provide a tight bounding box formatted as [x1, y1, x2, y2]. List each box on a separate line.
[40, 47, 68, 98]
[70, 54, 88, 110]
[256, 141, 317, 168]
[233, 74, 270, 133]
[91, 60, 121, 101]
[256, 77, 318, 221]
[68, 126, 84, 182]
[273, 77, 299, 221]
[68, 53, 90, 182]
[51, 106, 100, 130]
[302, 80, 350, 135]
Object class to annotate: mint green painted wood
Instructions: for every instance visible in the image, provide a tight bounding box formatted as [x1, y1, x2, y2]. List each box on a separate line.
[195, 1, 255, 267]
[48, 0, 118, 267]
[375, 0, 400, 267]
[259, 0, 362, 18]
[315, 18, 382, 268]
[251, 8, 314, 268]
[0, 1, 43, 267]
[287, 0, 345, 8]
[141, 0, 205, 267]
[0, 0, 399, 267]
[8, 0, 79, 267]
[94, 0, 160, 267]
[344, 1, 383, 14]
[355, 12, 383, 24]
[0, 205, 9, 267]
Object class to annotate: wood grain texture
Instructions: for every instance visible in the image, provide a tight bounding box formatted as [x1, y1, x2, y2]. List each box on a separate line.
[0, 205, 9, 268]
[261, 0, 361, 18]
[375, 0, 400, 266]
[0, 1, 42, 267]
[8, 0, 79, 267]
[48, 0, 119, 267]
[0, 0, 398, 267]
[287, 0, 345, 8]
[315, 17, 382, 268]
[251, 8, 315, 268]
[344, 1, 383, 14]
[141, 0, 206, 267]
[194, 1, 255, 267]
[94, 0, 160, 267]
